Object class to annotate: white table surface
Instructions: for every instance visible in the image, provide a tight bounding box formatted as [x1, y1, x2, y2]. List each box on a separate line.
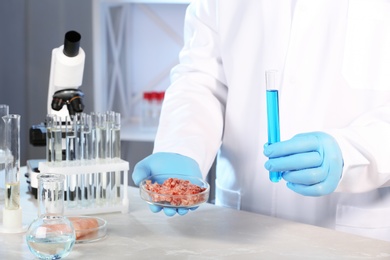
[1, 169, 390, 260]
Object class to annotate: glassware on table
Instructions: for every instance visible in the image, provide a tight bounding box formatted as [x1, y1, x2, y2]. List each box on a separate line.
[26, 174, 76, 259]
[0, 104, 9, 202]
[265, 70, 282, 183]
[0, 114, 26, 234]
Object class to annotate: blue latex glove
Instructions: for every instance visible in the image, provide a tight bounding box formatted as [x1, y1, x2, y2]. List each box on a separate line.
[263, 132, 343, 196]
[132, 152, 203, 216]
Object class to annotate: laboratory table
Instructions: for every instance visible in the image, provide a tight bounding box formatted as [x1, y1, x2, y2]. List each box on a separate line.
[1, 172, 390, 260]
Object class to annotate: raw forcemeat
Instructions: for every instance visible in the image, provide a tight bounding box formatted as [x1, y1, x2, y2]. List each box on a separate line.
[145, 178, 207, 206]
[68, 217, 99, 239]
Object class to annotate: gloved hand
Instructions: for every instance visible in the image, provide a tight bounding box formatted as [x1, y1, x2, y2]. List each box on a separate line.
[263, 132, 343, 196]
[132, 152, 203, 216]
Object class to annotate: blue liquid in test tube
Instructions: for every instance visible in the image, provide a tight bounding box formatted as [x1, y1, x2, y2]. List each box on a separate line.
[265, 70, 282, 183]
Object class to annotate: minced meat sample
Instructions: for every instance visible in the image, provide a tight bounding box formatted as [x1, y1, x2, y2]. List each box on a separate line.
[144, 177, 207, 206]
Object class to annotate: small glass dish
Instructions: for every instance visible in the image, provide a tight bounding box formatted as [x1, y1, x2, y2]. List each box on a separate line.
[139, 174, 210, 208]
[68, 216, 107, 244]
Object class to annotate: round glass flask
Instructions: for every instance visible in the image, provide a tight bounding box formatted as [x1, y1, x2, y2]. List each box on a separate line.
[26, 174, 75, 259]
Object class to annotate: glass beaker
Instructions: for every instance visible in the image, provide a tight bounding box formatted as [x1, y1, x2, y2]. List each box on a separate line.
[26, 174, 76, 260]
[0, 104, 9, 202]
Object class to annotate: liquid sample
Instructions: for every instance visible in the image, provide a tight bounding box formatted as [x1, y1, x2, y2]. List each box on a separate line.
[111, 128, 121, 199]
[82, 131, 93, 160]
[47, 127, 62, 162]
[111, 128, 120, 158]
[266, 90, 282, 183]
[53, 128, 63, 162]
[0, 160, 5, 201]
[26, 234, 75, 260]
[66, 135, 76, 161]
[5, 182, 20, 210]
[97, 126, 107, 159]
[97, 126, 108, 202]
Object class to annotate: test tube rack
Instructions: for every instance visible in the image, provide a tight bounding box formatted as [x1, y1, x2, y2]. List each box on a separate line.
[38, 159, 129, 215]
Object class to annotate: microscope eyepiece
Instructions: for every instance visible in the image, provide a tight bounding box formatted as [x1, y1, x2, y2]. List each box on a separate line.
[63, 31, 81, 57]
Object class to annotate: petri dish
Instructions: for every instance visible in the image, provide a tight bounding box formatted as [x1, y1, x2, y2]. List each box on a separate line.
[68, 216, 107, 244]
[139, 174, 210, 208]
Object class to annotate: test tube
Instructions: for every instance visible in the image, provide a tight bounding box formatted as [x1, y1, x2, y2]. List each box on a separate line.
[3, 115, 21, 210]
[108, 111, 121, 202]
[65, 116, 75, 162]
[1, 114, 25, 232]
[64, 114, 81, 208]
[81, 114, 93, 206]
[0, 104, 9, 202]
[106, 111, 114, 203]
[97, 112, 108, 204]
[45, 115, 55, 162]
[45, 114, 63, 163]
[64, 116, 73, 205]
[52, 116, 62, 163]
[91, 112, 98, 202]
[75, 113, 84, 206]
[265, 70, 282, 183]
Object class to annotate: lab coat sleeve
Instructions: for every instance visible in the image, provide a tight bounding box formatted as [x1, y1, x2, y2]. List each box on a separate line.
[326, 103, 390, 193]
[153, 0, 227, 178]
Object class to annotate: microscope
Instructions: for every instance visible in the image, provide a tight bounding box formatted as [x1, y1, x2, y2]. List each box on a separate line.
[47, 30, 85, 118]
[27, 31, 86, 197]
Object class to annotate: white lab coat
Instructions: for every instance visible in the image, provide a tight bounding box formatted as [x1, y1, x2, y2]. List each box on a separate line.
[154, 0, 390, 241]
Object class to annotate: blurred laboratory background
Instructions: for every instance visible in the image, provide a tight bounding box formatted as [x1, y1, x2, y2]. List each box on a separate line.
[0, 0, 192, 187]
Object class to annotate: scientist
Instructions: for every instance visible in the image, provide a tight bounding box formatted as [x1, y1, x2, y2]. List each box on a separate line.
[132, 0, 390, 241]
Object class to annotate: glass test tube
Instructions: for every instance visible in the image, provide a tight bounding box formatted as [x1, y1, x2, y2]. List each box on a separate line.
[106, 112, 113, 203]
[91, 112, 98, 202]
[46, 115, 55, 162]
[64, 116, 73, 205]
[0, 104, 9, 202]
[46, 114, 63, 163]
[265, 70, 282, 183]
[64, 115, 77, 207]
[65, 116, 75, 162]
[73, 113, 89, 207]
[75, 113, 84, 206]
[3, 115, 21, 210]
[81, 114, 93, 206]
[108, 111, 121, 202]
[97, 112, 108, 204]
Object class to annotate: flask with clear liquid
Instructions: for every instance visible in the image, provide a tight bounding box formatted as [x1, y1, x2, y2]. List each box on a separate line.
[26, 174, 76, 259]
